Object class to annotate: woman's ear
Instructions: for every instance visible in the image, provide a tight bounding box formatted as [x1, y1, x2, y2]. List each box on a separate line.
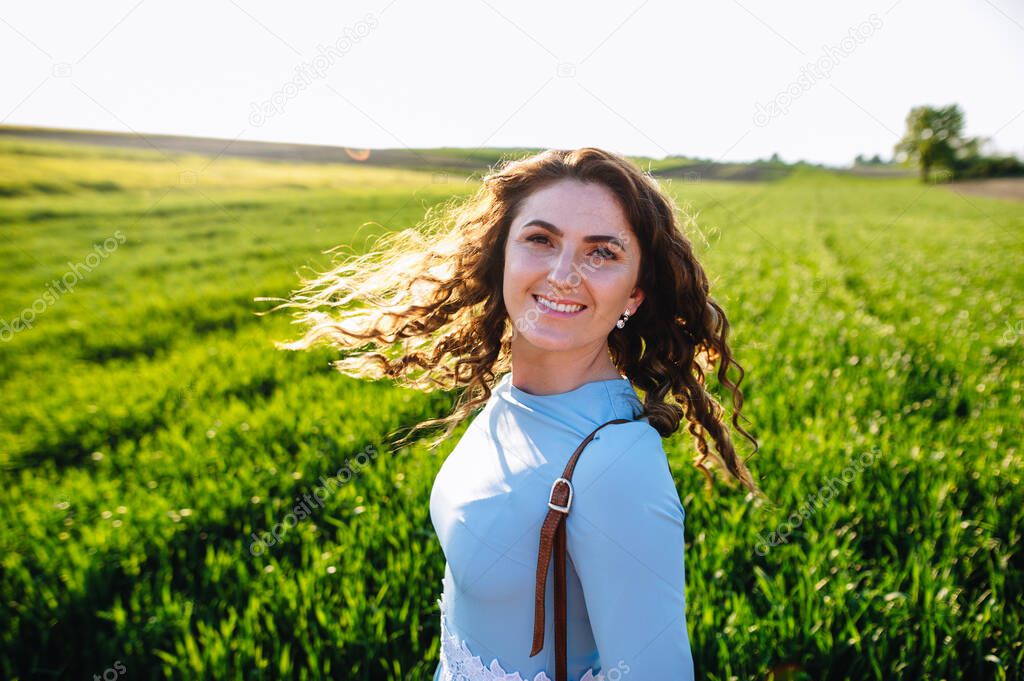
[630, 287, 644, 313]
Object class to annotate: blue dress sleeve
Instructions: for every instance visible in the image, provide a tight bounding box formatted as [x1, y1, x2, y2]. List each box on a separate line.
[565, 422, 695, 680]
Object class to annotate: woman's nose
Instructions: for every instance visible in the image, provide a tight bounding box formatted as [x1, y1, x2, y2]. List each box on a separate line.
[547, 254, 581, 292]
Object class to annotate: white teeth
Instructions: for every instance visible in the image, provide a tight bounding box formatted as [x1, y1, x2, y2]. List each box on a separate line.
[535, 296, 584, 313]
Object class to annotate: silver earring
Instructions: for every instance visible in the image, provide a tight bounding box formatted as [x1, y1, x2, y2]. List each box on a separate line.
[616, 309, 631, 329]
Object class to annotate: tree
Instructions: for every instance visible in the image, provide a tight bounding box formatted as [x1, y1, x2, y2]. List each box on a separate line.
[894, 104, 969, 182]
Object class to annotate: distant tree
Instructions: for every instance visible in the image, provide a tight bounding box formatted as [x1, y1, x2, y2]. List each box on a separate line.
[769, 152, 782, 164]
[894, 104, 1024, 180]
[954, 149, 1024, 179]
[894, 104, 970, 182]
[853, 153, 887, 166]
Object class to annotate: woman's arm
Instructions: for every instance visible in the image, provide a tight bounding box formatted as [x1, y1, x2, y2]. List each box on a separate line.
[566, 422, 695, 680]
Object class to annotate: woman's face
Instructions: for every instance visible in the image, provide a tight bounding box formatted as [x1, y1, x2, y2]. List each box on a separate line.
[503, 178, 645, 353]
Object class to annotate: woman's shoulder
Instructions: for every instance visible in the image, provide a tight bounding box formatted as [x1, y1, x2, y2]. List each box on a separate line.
[567, 417, 686, 539]
[572, 419, 678, 501]
[585, 418, 665, 463]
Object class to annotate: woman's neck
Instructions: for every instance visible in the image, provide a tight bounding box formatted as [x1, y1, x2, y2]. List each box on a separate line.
[508, 341, 622, 396]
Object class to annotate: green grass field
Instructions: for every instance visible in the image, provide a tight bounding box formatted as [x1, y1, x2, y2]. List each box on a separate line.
[0, 136, 1021, 680]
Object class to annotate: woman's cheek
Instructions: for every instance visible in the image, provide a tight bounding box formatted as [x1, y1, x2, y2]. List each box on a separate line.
[508, 251, 546, 282]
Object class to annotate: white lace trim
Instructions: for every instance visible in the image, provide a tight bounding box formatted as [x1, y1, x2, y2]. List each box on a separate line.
[437, 593, 604, 681]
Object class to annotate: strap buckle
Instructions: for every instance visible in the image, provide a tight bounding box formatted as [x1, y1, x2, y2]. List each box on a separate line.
[548, 477, 573, 513]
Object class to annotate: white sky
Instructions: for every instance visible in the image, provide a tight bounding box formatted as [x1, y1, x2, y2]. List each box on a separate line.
[2, 0, 1022, 166]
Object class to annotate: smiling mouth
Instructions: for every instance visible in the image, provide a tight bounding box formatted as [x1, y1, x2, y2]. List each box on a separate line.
[532, 295, 587, 314]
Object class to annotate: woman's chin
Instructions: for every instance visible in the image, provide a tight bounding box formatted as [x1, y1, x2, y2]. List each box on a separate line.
[512, 329, 590, 353]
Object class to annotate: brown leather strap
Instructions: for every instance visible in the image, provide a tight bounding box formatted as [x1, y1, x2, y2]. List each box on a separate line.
[529, 417, 631, 681]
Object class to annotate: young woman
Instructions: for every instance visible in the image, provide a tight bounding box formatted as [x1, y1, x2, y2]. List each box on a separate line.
[269, 147, 762, 680]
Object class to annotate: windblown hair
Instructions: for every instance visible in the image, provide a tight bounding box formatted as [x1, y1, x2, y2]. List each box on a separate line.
[259, 147, 763, 498]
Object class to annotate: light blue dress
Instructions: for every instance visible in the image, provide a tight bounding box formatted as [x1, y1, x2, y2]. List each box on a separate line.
[430, 371, 695, 681]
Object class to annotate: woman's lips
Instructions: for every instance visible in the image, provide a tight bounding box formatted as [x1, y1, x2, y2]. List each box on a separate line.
[532, 294, 587, 317]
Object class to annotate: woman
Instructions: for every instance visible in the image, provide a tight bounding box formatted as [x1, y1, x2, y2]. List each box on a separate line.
[268, 147, 763, 680]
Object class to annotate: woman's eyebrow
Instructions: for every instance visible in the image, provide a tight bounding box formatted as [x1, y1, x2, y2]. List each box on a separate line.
[521, 218, 625, 249]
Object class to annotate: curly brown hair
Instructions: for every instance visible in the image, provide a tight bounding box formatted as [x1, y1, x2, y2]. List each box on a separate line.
[257, 147, 763, 498]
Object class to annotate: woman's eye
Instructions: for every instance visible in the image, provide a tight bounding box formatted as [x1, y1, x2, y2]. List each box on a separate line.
[526, 235, 617, 260]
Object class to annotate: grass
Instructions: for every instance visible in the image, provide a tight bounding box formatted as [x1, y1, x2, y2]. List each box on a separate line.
[0, 137, 1021, 680]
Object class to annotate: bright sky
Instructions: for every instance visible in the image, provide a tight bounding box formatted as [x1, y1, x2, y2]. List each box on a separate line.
[2, 0, 1022, 166]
